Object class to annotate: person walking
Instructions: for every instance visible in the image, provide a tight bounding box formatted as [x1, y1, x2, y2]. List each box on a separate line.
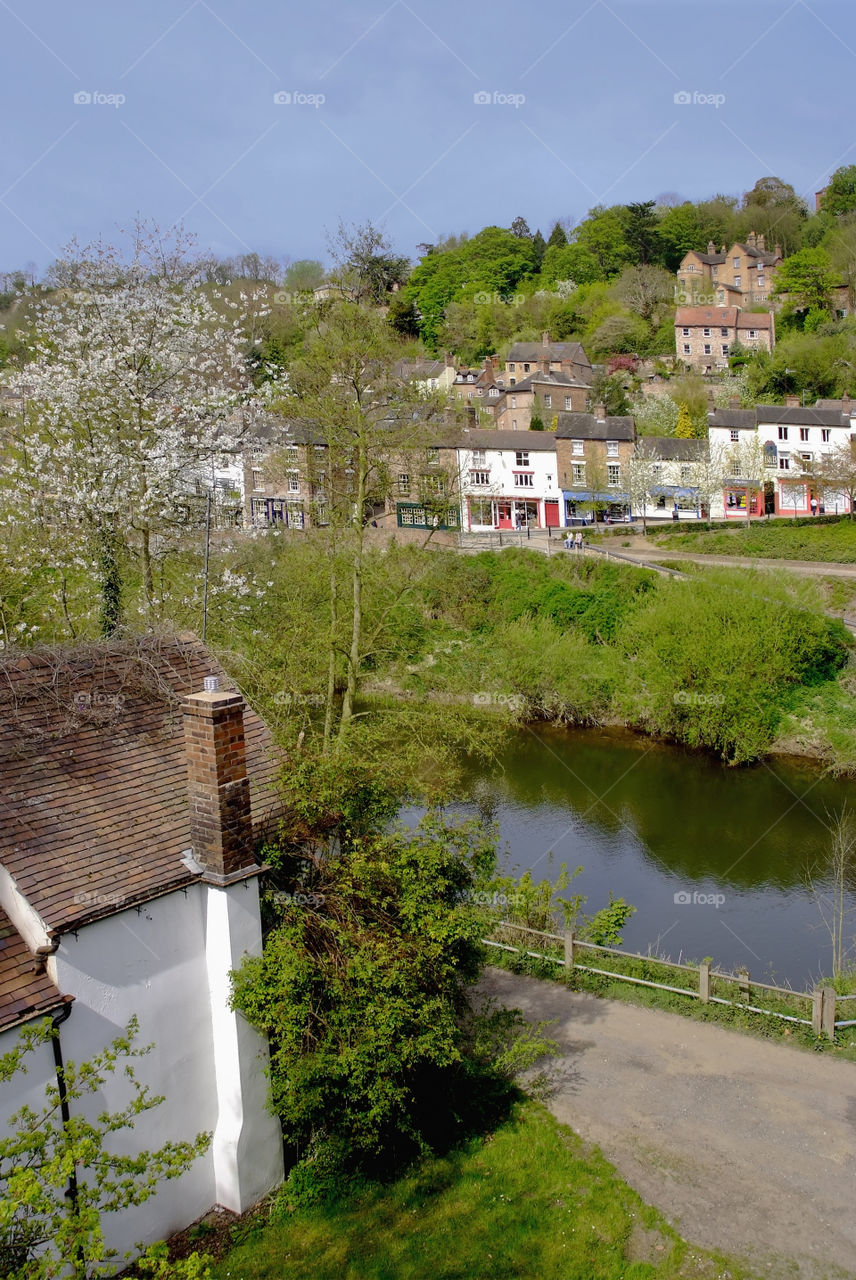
[575, 530, 583, 552]
[810, 495, 818, 517]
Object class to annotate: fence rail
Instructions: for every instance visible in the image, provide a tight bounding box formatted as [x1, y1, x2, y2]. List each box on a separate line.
[483, 922, 849, 1039]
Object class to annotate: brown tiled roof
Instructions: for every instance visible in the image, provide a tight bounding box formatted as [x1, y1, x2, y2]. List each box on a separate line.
[675, 307, 738, 326]
[0, 907, 67, 1032]
[0, 636, 283, 937]
[736, 313, 774, 331]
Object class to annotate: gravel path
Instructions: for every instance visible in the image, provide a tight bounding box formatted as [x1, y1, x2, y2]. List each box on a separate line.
[481, 967, 856, 1280]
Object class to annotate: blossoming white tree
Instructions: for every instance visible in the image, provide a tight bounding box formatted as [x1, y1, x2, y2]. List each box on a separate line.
[2, 223, 282, 634]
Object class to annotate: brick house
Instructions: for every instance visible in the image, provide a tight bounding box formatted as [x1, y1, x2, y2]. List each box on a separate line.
[675, 306, 775, 372]
[505, 333, 592, 386]
[493, 366, 590, 431]
[677, 234, 782, 308]
[555, 408, 636, 521]
[0, 636, 285, 1264]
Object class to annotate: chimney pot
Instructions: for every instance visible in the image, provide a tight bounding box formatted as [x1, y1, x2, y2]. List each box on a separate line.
[203, 675, 219, 692]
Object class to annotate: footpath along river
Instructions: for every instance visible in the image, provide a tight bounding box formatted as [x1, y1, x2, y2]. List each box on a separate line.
[406, 725, 856, 988]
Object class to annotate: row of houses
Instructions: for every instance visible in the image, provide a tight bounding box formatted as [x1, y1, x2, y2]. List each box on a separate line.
[241, 398, 856, 532]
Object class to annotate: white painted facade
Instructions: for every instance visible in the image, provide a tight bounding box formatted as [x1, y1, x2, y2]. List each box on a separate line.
[457, 441, 563, 530]
[708, 418, 853, 518]
[0, 876, 283, 1265]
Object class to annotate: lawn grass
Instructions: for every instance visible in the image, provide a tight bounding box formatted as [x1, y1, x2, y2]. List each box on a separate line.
[649, 519, 856, 562]
[211, 1101, 754, 1280]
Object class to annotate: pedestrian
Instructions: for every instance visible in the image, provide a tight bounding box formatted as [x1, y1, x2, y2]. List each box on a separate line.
[575, 530, 583, 552]
[563, 531, 573, 550]
[810, 495, 818, 517]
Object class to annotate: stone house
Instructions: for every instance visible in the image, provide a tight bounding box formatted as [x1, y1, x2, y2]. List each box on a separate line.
[677, 234, 782, 308]
[675, 306, 775, 372]
[555, 409, 636, 521]
[493, 366, 590, 431]
[505, 333, 593, 386]
[0, 636, 286, 1264]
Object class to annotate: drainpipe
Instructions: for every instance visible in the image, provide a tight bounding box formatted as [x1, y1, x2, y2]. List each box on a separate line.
[50, 1002, 83, 1267]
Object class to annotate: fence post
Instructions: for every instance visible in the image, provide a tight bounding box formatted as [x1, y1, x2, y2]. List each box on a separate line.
[812, 989, 824, 1035]
[563, 930, 576, 973]
[822, 986, 837, 1040]
[737, 968, 750, 1002]
[699, 961, 710, 1003]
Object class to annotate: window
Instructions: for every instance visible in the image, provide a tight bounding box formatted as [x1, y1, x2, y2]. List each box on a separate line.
[571, 463, 585, 483]
[799, 452, 812, 463]
[703, 344, 711, 355]
[509, 378, 516, 386]
[469, 498, 493, 525]
[470, 470, 490, 486]
[734, 275, 741, 288]
[523, 363, 530, 372]
[606, 440, 619, 456]
[512, 419, 517, 429]
[511, 396, 517, 408]
[572, 440, 584, 456]
[420, 474, 446, 495]
[800, 428, 809, 442]
[733, 257, 740, 269]
[822, 428, 831, 443]
[778, 426, 788, 440]
[730, 430, 740, 442]
[544, 395, 552, 408]
[778, 454, 790, 471]
[682, 327, 690, 336]
[721, 328, 729, 337]
[703, 327, 710, 337]
[509, 362, 515, 372]
[515, 450, 530, 466]
[721, 345, 729, 356]
[607, 464, 620, 487]
[513, 472, 534, 487]
[427, 448, 439, 465]
[489, 387, 498, 397]
[683, 344, 691, 354]
[687, 264, 695, 272]
[757, 275, 765, 288]
[287, 471, 300, 493]
[397, 472, 410, 494]
[680, 465, 692, 483]
[251, 468, 263, 491]
[747, 329, 757, 339]
[472, 449, 486, 465]
[564, 396, 572, 410]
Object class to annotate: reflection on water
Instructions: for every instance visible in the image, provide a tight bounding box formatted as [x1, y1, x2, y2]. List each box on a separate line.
[416, 726, 856, 988]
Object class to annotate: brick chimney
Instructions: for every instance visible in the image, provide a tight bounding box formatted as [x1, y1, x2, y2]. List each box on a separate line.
[541, 330, 550, 347]
[746, 232, 756, 249]
[757, 234, 766, 252]
[707, 240, 716, 254]
[539, 356, 550, 374]
[785, 395, 800, 408]
[843, 394, 851, 414]
[444, 351, 454, 367]
[183, 680, 255, 881]
[594, 402, 606, 422]
[774, 243, 782, 259]
[729, 395, 740, 410]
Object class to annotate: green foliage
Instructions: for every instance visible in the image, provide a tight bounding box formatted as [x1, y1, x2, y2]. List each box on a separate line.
[821, 164, 856, 218]
[773, 247, 837, 314]
[0, 1017, 210, 1280]
[674, 403, 694, 438]
[230, 808, 510, 1168]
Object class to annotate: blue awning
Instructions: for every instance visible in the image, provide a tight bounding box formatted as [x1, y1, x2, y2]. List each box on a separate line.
[564, 490, 629, 502]
[650, 485, 700, 498]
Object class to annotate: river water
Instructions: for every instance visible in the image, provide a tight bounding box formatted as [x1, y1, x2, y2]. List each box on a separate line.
[428, 726, 856, 989]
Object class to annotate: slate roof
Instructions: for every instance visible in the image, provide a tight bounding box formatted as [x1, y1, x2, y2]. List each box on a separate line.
[754, 405, 847, 427]
[503, 371, 590, 392]
[708, 409, 758, 430]
[555, 413, 636, 441]
[0, 907, 67, 1032]
[456, 429, 558, 451]
[0, 635, 282, 938]
[507, 340, 590, 366]
[394, 359, 448, 381]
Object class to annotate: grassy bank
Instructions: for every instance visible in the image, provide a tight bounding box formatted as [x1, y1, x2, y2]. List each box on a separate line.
[210, 1101, 755, 1280]
[649, 518, 856, 562]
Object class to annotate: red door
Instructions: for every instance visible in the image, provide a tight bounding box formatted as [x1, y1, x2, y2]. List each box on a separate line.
[544, 499, 560, 527]
[495, 502, 512, 529]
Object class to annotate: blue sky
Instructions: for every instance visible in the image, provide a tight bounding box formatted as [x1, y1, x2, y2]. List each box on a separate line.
[0, 0, 853, 272]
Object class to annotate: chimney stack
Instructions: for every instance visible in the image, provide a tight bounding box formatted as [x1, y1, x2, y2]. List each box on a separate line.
[444, 351, 454, 368]
[594, 402, 606, 422]
[843, 394, 851, 414]
[707, 240, 716, 254]
[774, 244, 782, 259]
[729, 395, 740, 410]
[757, 234, 766, 252]
[785, 395, 800, 408]
[541, 330, 550, 347]
[747, 232, 756, 249]
[539, 356, 550, 374]
[183, 685, 255, 881]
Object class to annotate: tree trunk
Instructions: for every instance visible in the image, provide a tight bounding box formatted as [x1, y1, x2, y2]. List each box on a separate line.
[140, 527, 155, 613]
[97, 519, 122, 637]
[337, 444, 367, 739]
[322, 548, 339, 752]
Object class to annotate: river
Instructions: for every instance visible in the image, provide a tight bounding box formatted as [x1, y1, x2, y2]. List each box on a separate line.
[414, 726, 856, 989]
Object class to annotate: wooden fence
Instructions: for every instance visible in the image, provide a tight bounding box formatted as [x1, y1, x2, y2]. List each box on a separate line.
[483, 921, 856, 1039]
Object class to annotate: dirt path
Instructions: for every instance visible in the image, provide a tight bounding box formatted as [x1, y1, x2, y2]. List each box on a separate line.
[612, 543, 856, 579]
[481, 967, 856, 1280]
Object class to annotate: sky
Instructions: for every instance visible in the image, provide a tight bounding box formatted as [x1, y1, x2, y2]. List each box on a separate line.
[0, 0, 854, 274]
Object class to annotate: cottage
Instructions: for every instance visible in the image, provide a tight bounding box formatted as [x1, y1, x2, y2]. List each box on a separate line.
[675, 306, 775, 372]
[505, 333, 592, 386]
[0, 637, 285, 1261]
[456, 429, 562, 530]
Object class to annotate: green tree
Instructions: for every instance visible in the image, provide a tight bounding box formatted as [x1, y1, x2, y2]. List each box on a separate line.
[547, 221, 568, 249]
[510, 216, 532, 239]
[623, 200, 659, 264]
[821, 165, 856, 218]
[773, 247, 837, 315]
[531, 229, 547, 270]
[230, 800, 515, 1167]
[328, 220, 409, 304]
[281, 259, 326, 293]
[0, 1017, 210, 1280]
